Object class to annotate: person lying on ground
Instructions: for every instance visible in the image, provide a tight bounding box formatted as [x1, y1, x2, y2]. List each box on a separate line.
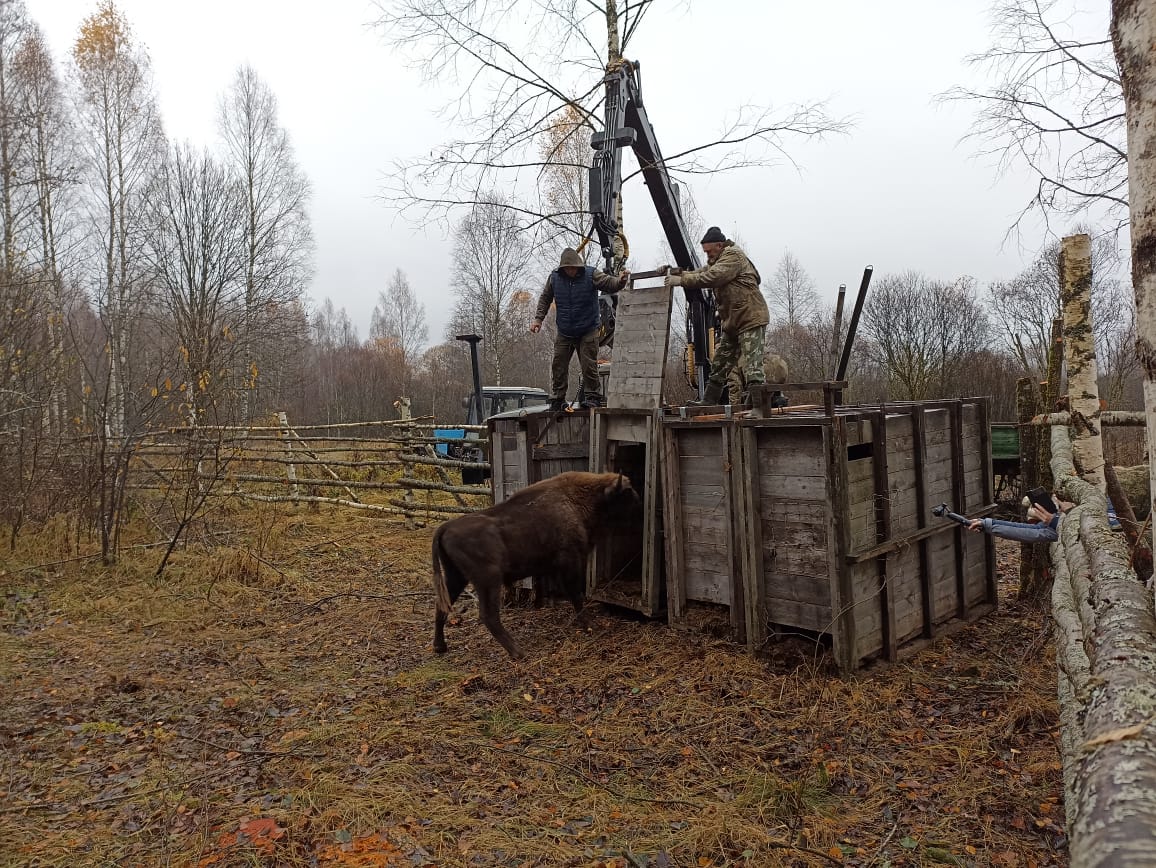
[968, 500, 1067, 543]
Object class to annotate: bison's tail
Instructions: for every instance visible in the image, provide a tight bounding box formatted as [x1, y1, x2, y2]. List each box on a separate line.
[431, 524, 453, 615]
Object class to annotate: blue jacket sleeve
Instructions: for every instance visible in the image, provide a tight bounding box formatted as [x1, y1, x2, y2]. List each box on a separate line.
[981, 515, 1060, 543]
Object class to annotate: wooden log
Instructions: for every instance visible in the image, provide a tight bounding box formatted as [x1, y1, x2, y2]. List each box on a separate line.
[277, 411, 299, 501]
[1061, 234, 1106, 491]
[1029, 410, 1147, 427]
[1050, 423, 1156, 861]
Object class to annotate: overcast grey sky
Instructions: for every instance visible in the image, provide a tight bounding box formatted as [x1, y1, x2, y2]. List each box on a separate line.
[29, 0, 1113, 345]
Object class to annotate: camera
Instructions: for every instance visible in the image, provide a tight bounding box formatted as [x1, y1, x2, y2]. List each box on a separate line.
[931, 503, 970, 526]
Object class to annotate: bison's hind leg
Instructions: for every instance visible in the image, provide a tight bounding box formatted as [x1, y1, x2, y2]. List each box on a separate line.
[433, 556, 471, 655]
[476, 582, 526, 661]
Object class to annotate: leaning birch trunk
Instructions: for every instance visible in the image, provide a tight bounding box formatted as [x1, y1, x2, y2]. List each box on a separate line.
[1050, 424, 1156, 866]
[1114, 0, 1156, 571]
[1061, 234, 1106, 491]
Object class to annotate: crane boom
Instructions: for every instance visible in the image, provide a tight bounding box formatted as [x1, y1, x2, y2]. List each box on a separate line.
[588, 60, 717, 396]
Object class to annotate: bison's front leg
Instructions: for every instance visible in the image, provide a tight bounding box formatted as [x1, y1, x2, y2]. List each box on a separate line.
[476, 583, 526, 660]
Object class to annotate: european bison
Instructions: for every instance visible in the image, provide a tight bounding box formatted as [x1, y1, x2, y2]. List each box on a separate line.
[432, 471, 640, 659]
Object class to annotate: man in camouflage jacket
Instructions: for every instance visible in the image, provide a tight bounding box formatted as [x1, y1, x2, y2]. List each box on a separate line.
[664, 226, 770, 405]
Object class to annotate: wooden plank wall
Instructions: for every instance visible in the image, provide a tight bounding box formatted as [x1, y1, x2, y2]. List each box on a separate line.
[842, 400, 996, 667]
[845, 419, 884, 660]
[661, 424, 743, 635]
[529, 412, 591, 482]
[490, 419, 528, 504]
[732, 399, 996, 671]
[748, 423, 836, 636]
[606, 287, 673, 411]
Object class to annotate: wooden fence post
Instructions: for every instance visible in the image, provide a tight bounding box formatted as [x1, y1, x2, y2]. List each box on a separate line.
[1016, 377, 1048, 599]
[277, 411, 299, 502]
[398, 423, 418, 528]
[1060, 234, 1106, 491]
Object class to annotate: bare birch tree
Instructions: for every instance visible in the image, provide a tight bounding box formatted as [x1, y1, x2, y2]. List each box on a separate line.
[1115, 0, 1156, 565]
[944, 0, 1126, 232]
[217, 64, 313, 421]
[15, 23, 78, 432]
[449, 194, 536, 385]
[861, 271, 991, 400]
[70, 0, 163, 437]
[143, 143, 248, 420]
[0, 0, 30, 271]
[767, 251, 820, 328]
[988, 234, 1129, 379]
[369, 267, 429, 383]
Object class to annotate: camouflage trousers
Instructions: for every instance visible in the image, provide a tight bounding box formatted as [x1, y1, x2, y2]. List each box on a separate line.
[708, 327, 766, 398]
[552, 328, 601, 400]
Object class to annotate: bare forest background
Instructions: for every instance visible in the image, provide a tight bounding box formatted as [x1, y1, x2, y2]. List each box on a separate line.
[0, 0, 1142, 550]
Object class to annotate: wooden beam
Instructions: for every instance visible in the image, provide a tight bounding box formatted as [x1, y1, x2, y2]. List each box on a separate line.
[950, 401, 967, 619]
[910, 406, 935, 638]
[872, 408, 898, 661]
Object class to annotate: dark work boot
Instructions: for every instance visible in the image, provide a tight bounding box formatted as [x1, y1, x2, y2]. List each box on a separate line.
[771, 390, 788, 408]
[549, 397, 566, 413]
[689, 382, 726, 407]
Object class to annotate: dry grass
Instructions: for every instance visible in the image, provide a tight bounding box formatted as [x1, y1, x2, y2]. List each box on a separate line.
[0, 504, 1064, 867]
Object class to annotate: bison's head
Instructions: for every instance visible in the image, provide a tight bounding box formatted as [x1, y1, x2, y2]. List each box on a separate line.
[602, 473, 642, 519]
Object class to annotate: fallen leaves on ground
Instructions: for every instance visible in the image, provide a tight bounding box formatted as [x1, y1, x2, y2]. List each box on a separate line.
[1, 506, 1064, 867]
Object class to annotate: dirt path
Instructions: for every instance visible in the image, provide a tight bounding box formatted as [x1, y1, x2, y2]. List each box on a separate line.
[0, 511, 1064, 867]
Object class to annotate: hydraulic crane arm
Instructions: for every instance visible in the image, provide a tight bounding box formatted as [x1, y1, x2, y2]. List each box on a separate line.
[588, 60, 716, 395]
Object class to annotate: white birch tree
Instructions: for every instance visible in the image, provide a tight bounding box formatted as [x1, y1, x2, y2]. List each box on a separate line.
[217, 64, 313, 420]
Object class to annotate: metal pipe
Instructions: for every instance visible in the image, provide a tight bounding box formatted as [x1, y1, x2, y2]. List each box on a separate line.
[456, 333, 485, 424]
[835, 266, 874, 384]
[829, 283, 846, 380]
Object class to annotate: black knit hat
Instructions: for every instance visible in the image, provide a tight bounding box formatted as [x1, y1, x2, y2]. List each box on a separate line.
[700, 226, 727, 244]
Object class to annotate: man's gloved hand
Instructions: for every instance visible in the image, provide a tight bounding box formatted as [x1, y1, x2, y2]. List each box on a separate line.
[657, 265, 683, 277]
[618, 270, 631, 289]
[664, 273, 683, 289]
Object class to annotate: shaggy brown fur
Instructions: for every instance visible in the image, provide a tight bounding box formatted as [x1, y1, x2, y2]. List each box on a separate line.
[431, 471, 640, 659]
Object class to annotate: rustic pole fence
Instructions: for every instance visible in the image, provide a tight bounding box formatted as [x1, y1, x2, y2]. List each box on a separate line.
[126, 416, 492, 522]
[1048, 422, 1156, 865]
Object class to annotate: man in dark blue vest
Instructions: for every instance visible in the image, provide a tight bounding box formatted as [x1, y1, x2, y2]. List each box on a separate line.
[531, 247, 629, 410]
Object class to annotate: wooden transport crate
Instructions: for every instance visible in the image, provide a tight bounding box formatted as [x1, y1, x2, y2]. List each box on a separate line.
[728, 399, 997, 672]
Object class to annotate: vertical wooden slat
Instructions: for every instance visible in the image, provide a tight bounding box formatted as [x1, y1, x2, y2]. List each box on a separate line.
[641, 412, 662, 617]
[827, 417, 857, 673]
[660, 425, 687, 623]
[976, 398, 999, 605]
[949, 400, 967, 619]
[872, 408, 897, 661]
[721, 424, 744, 641]
[740, 425, 767, 653]
[586, 411, 607, 598]
[910, 406, 935, 637]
